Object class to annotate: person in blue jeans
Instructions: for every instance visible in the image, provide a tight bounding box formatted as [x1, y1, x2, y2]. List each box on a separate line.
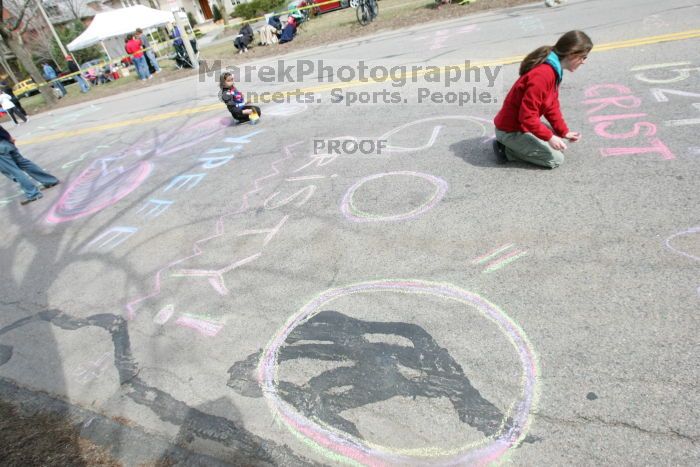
[42, 63, 67, 97]
[135, 28, 160, 73]
[0, 125, 59, 205]
[125, 34, 151, 80]
[65, 55, 90, 93]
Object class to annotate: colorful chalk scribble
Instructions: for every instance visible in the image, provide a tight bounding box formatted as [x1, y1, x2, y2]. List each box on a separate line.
[46, 117, 233, 224]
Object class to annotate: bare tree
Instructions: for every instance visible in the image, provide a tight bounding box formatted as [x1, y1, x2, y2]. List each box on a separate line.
[61, 0, 89, 22]
[0, 0, 58, 105]
[24, 7, 61, 65]
[216, 0, 228, 25]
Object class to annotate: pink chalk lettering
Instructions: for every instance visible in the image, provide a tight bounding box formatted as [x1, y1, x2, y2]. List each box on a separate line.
[584, 95, 642, 115]
[593, 121, 657, 140]
[589, 113, 647, 123]
[600, 137, 675, 160]
[584, 84, 631, 98]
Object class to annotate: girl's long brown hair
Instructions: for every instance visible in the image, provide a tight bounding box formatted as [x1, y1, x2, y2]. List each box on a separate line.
[519, 30, 593, 76]
[219, 71, 233, 89]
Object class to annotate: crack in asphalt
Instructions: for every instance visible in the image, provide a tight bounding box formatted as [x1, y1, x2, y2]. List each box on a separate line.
[534, 412, 699, 444]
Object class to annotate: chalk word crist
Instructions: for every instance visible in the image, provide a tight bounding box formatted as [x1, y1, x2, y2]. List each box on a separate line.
[582, 83, 674, 160]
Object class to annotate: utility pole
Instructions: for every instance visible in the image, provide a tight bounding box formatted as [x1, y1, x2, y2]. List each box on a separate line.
[174, 10, 198, 70]
[35, 0, 70, 61]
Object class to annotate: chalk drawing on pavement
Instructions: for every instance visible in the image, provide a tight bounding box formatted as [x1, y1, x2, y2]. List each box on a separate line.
[74, 351, 112, 384]
[153, 304, 175, 325]
[340, 171, 448, 223]
[62, 144, 114, 170]
[175, 313, 225, 337]
[665, 226, 700, 262]
[249, 280, 538, 465]
[0, 191, 23, 206]
[126, 140, 296, 319]
[46, 158, 153, 224]
[379, 115, 491, 153]
[46, 116, 235, 224]
[84, 226, 138, 251]
[472, 244, 529, 273]
[518, 16, 545, 34]
[126, 115, 491, 321]
[137, 199, 174, 219]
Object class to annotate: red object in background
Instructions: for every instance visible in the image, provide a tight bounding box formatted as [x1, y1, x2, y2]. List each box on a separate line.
[310, 0, 345, 14]
[318, 1, 343, 14]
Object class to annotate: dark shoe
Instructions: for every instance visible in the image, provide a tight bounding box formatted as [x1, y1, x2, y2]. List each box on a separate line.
[492, 139, 508, 163]
[20, 194, 43, 205]
[40, 180, 60, 190]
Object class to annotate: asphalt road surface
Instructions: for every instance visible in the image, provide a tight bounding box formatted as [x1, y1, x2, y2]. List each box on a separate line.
[1, 0, 699, 465]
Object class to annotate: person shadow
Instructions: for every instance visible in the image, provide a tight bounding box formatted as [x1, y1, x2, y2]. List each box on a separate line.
[449, 137, 548, 170]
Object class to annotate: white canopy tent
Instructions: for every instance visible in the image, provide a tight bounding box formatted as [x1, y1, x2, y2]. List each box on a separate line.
[67, 5, 175, 60]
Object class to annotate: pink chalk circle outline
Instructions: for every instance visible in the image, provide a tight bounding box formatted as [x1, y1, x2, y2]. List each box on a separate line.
[46, 161, 153, 224]
[341, 171, 448, 223]
[258, 280, 539, 466]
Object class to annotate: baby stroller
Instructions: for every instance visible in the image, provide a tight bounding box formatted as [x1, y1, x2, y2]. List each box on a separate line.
[174, 38, 199, 69]
[171, 26, 200, 69]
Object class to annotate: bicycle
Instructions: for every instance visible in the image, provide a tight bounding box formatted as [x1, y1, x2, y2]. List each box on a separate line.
[356, 0, 378, 26]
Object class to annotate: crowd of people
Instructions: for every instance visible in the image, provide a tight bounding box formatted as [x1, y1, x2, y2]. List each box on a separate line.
[234, 13, 298, 53]
[125, 28, 163, 80]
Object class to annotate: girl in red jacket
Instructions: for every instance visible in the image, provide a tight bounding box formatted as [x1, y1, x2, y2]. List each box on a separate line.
[493, 30, 593, 168]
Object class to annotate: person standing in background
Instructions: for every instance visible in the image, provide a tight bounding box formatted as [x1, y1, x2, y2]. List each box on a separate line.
[125, 34, 152, 80]
[65, 55, 90, 93]
[135, 28, 161, 74]
[42, 63, 67, 97]
[0, 91, 27, 125]
[0, 81, 27, 115]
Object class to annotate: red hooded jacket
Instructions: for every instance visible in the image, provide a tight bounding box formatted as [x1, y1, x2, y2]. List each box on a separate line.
[494, 63, 569, 141]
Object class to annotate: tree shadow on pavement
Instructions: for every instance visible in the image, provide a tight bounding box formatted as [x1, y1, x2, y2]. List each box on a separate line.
[0, 115, 312, 464]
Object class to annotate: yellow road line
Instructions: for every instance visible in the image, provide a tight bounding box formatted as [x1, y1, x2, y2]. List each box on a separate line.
[18, 29, 700, 146]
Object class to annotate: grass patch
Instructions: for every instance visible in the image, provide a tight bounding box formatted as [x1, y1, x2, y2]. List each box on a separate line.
[200, 0, 533, 61]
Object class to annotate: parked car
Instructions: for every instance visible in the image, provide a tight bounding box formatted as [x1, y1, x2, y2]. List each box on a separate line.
[12, 79, 39, 98]
[287, 0, 348, 17]
[317, 0, 351, 14]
